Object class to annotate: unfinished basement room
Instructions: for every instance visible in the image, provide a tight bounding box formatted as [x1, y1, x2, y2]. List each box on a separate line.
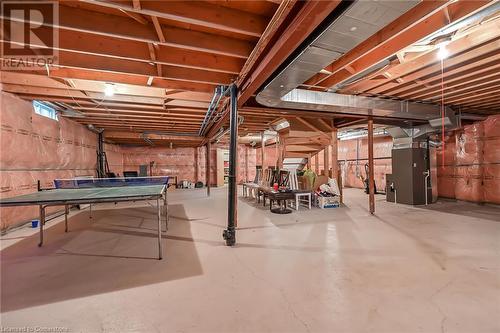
[0, 0, 499, 332]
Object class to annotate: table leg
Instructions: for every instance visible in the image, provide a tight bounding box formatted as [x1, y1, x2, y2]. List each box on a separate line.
[295, 196, 299, 211]
[157, 197, 162, 260]
[308, 193, 311, 209]
[89, 203, 92, 220]
[64, 205, 69, 232]
[164, 190, 168, 231]
[38, 205, 45, 247]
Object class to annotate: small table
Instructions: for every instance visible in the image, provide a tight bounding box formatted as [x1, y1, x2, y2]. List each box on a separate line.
[260, 187, 295, 214]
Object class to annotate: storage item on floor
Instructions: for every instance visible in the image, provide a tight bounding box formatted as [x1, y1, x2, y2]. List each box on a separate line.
[315, 195, 340, 209]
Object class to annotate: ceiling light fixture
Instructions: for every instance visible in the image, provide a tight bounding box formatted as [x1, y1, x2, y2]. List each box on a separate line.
[104, 83, 115, 97]
[437, 43, 449, 60]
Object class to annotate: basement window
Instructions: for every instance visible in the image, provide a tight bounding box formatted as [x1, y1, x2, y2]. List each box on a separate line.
[33, 100, 58, 121]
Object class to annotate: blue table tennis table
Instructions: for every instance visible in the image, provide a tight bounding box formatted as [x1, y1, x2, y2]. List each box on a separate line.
[0, 176, 169, 259]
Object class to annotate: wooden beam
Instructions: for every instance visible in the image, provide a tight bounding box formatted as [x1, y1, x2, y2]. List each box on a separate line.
[119, 9, 148, 25]
[323, 145, 329, 176]
[317, 118, 333, 131]
[82, 0, 268, 37]
[105, 131, 203, 141]
[295, 117, 331, 140]
[238, 0, 341, 105]
[331, 127, 338, 177]
[314, 154, 319, 174]
[3, 4, 253, 58]
[0, 45, 236, 85]
[45, 68, 216, 93]
[151, 16, 166, 43]
[310, 0, 493, 89]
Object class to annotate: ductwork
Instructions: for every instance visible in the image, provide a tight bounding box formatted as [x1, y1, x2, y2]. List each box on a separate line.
[255, 0, 458, 129]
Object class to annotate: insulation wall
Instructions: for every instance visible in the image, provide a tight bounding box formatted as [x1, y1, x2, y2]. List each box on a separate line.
[256, 145, 278, 169]
[335, 114, 500, 204]
[0, 92, 104, 229]
[120, 144, 256, 185]
[438, 114, 500, 204]
[337, 136, 393, 190]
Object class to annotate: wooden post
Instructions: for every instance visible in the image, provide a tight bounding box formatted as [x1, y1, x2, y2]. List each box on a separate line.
[331, 126, 338, 178]
[338, 168, 343, 204]
[368, 119, 375, 214]
[261, 132, 266, 170]
[323, 145, 329, 176]
[307, 154, 311, 169]
[194, 147, 199, 182]
[206, 142, 211, 196]
[314, 154, 319, 174]
[245, 146, 249, 182]
[277, 136, 285, 169]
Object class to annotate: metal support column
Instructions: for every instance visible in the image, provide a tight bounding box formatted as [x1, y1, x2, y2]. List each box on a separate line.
[206, 142, 211, 196]
[223, 84, 238, 246]
[368, 119, 375, 214]
[261, 132, 266, 170]
[97, 131, 105, 178]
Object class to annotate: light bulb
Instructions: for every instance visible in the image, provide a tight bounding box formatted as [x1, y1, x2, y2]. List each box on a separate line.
[437, 44, 449, 60]
[104, 83, 115, 96]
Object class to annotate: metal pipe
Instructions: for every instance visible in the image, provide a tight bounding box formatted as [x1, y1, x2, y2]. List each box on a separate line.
[200, 86, 225, 136]
[261, 132, 266, 170]
[368, 119, 375, 215]
[206, 142, 211, 197]
[223, 84, 238, 246]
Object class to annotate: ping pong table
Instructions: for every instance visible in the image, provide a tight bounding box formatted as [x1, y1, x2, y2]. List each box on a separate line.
[0, 176, 169, 259]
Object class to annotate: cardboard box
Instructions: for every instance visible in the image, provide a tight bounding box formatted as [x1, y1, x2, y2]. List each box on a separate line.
[315, 195, 340, 209]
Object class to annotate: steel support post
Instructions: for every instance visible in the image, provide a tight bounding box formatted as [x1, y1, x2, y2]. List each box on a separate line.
[368, 119, 375, 214]
[223, 84, 238, 246]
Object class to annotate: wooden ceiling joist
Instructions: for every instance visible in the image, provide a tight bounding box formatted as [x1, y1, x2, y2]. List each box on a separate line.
[306, 0, 492, 89]
[80, 0, 268, 37]
[3, 23, 245, 74]
[3, 4, 254, 58]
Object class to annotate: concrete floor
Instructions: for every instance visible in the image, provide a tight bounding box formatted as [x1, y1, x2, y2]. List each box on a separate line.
[1, 187, 499, 333]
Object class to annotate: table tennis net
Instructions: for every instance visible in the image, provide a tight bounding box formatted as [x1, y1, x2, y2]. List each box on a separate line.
[54, 176, 170, 189]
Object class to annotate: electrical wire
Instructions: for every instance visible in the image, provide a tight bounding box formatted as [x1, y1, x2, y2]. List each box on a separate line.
[440, 58, 446, 167]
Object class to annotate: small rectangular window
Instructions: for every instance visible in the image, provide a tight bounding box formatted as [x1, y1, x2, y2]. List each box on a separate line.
[33, 100, 58, 121]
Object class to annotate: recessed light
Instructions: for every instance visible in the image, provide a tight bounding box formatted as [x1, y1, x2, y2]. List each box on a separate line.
[350, 26, 357, 32]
